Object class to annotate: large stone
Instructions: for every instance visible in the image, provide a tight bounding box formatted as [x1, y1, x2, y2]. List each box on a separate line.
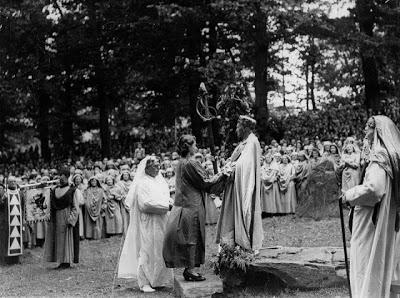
[174, 272, 223, 298]
[250, 246, 349, 290]
[297, 159, 341, 220]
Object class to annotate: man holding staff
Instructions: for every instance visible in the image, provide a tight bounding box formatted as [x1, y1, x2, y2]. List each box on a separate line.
[342, 116, 400, 297]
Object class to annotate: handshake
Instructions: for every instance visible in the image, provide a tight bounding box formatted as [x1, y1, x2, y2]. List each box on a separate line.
[221, 161, 236, 176]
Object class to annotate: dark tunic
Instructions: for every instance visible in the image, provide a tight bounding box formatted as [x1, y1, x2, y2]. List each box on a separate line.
[163, 158, 225, 268]
[44, 186, 79, 264]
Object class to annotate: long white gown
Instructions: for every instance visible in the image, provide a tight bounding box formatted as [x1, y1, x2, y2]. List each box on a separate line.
[118, 164, 173, 289]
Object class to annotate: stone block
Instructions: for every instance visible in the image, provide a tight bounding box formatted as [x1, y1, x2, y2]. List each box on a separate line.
[174, 272, 223, 298]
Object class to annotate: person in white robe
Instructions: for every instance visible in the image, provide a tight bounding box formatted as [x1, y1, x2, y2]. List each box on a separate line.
[260, 154, 279, 214]
[277, 155, 296, 214]
[343, 116, 400, 298]
[118, 156, 173, 293]
[216, 115, 264, 252]
[340, 143, 361, 193]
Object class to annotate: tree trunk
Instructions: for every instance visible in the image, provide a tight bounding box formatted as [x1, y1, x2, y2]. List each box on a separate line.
[282, 72, 286, 107]
[254, 6, 269, 138]
[98, 75, 111, 158]
[310, 62, 317, 110]
[355, 0, 379, 112]
[305, 63, 310, 111]
[62, 75, 74, 156]
[37, 89, 51, 161]
[88, 0, 111, 158]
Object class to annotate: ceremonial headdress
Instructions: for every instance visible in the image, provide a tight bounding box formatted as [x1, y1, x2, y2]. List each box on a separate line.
[238, 115, 257, 130]
[88, 176, 101, 187]
[369, 116, 400, 212]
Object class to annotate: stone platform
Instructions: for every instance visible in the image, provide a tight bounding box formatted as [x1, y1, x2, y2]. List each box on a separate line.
[174, 272, 223, 298]
[250, 246, 349, 290]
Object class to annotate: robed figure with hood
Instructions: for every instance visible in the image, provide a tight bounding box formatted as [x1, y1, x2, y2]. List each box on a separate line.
[118, 156, 173, 293]
[343, 116, 400, 298]
[216, 115, 264, 252]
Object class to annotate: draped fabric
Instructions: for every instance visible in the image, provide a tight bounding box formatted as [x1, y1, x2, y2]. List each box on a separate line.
[292, 160, 310, 203]
[163, 158, 225, 268]
[44, 187, 79, 264]
[116, 180, 131, 234]
[277, 163, 296, 213]
[104, 185, 123, 235]
[83, 186, 105, 239]
[260, 163, 279, 213]
[344, 116, 400, 298]
[0, 190, 22, 264]
[341, 152, 361, 192]
[118, 157, 173, 289]
[217, 133, 264, 251]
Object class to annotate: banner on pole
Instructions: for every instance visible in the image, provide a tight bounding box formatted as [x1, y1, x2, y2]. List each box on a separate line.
[7, 189, 23, 256]
[25, 187, 51, 224]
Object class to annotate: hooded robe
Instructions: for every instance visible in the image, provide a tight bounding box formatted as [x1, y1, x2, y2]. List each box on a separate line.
[216, 133, 264, 251]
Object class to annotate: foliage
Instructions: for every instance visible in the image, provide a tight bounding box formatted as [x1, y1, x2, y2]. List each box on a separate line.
[1, 0, 400, 157]
[210, 243, 255, 277]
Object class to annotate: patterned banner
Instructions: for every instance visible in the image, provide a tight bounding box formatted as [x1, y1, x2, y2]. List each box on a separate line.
[25, 187, 51, 224]
[7, 189, 23, 256]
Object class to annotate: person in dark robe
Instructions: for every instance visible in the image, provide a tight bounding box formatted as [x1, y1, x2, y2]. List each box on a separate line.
[44, 167, 79, 269]
[163, 135, 228, 282]
[0, 177, 24, 265]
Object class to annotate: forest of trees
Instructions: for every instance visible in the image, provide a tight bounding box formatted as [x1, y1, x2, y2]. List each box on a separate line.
[0, 0, 399, 159]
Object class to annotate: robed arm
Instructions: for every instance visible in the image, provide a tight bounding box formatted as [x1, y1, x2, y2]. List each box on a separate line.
[67, 190, 80, 226]
[344, 162, 387, 207]
[184, 159, 226, 194]
[137, 182, 169, 215]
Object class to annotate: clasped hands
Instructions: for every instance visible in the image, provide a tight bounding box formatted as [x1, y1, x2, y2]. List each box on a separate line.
[221, 161, 235, 177]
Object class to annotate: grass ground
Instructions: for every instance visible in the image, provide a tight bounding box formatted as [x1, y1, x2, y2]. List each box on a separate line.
[0, 215, 351, 297]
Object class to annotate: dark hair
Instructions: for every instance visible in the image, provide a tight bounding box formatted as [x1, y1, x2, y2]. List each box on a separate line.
[177, 135, 196, 157]
[59, 166, 70, 178]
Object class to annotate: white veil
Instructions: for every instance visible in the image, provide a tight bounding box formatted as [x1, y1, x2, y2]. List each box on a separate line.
[125, 156, 151, 209]
[118, 156, 151, 279]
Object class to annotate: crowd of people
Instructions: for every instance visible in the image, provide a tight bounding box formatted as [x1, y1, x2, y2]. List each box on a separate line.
[0, 133, 367, 250]
[2, 112, 400, 297]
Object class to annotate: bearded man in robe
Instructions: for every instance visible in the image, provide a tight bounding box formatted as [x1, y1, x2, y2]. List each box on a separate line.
[44, 167, 79, 269]
[118, 156, 173, 293]
[342, 116, 400, 298]
[216, 115, 264, 252]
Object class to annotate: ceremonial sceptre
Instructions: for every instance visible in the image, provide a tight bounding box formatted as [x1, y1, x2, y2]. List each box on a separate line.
[339, 196, 352, 298]
[196, 82, 219, 174]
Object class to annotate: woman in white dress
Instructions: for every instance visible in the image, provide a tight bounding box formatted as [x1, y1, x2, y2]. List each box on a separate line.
[118, 156, 173, 293]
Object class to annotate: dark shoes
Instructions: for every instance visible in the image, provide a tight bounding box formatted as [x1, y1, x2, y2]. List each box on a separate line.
[56, 263, 71, 269]
[183, 269, 206, 282]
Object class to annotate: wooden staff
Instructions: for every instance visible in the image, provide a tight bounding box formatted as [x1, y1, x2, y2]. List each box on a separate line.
[197, 83, 218, 173]
[339, 197, 352, 298]
[19, 180, 59, 190]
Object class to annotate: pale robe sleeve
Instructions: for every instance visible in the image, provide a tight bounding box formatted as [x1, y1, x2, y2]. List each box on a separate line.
[67, 190, 80, 226]
[75, 189, 85, 206]
[344, 162, 386, 207]
[137, 181, 169, 215]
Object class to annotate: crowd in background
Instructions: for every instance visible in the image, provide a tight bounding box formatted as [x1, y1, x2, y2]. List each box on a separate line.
[0, 131, 368, 249]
